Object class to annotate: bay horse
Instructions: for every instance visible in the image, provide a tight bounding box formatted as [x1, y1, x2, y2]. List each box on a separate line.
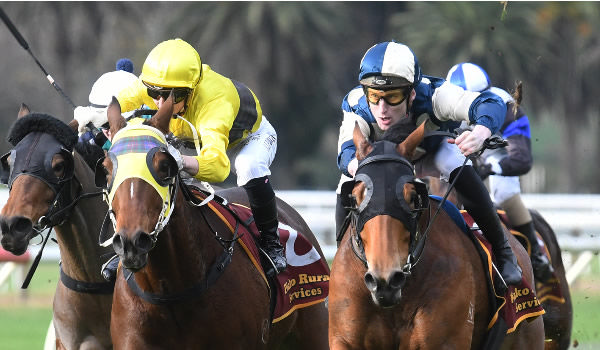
[328, 123, 544, 349]
[0, 105, 113, 349]
[419, 173, 572, 350]
[99, 96, 328, 349]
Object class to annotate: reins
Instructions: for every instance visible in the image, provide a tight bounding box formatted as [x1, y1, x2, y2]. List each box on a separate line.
[122, 179, 244, 305]
[347, 134, 508, 276]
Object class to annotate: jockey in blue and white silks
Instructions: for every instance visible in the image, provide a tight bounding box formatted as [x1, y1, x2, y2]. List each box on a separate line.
[447, 62, 553, 282]
[335, 41, 523, 288]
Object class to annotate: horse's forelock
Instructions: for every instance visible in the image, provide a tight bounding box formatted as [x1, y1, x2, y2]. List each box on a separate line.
[7, 113, 78, 150]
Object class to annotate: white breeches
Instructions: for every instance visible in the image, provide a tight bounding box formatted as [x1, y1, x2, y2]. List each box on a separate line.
[488, 174, 521, 205]
[227, 117, 277, 186]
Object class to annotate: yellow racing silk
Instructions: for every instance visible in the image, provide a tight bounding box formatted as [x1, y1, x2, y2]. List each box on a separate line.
[118, 64, 262, 183]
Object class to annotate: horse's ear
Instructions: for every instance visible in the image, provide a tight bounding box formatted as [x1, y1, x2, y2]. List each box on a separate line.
[353, 122, 372, 161]
[396, 122, 425, 159]
[107, 97, 127, 137]
[17, 103, 30, 119]
[149, 91, 174, 134]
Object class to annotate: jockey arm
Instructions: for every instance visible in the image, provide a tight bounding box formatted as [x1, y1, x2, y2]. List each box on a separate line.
[493, 105, 533, 176]
[430, 80, 507, 155]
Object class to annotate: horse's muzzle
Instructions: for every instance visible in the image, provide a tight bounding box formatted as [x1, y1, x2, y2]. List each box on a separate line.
[0, 215, 33, 255]
[113, 230, 154, 271]
[364, 269, 406, 307]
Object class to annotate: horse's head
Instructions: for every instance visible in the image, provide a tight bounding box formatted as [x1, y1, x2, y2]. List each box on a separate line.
[0, 104, 78, 255]
[346, 122, 428, 307]
[98, 95, 178, 271]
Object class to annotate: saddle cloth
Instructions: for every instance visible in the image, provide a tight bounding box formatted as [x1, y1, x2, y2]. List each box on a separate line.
[497, 210, 565, 304]
[430, 196, 544, 334]
[200, 193, 330, 323]
[461, 211, 546, 333]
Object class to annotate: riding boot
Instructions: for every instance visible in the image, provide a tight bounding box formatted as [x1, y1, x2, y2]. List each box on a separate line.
[451, 166, 522, 286]
[243, 176, 287, 275]
[514, 221, 554, 282]
[101, 254, 120, 282]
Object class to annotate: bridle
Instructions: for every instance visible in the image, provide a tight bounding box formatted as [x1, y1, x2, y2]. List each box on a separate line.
[96, 123, 240, 304]
[343, 141, 430, 276]
[344, 134, 510, 277]
[97, 124, 179, 248]
[0, 128, 108, 291]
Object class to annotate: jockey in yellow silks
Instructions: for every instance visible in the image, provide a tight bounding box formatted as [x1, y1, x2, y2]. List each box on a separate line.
[116, 38, 286, 275]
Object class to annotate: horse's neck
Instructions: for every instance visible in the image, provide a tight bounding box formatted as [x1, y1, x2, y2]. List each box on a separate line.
[55, 154, 109, 282]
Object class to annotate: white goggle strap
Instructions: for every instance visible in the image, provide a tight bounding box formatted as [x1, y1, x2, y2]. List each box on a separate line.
[175, 115, 201, 155]
[172, 116, 217, 207]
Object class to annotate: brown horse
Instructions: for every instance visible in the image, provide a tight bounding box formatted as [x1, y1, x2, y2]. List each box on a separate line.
[328, 123, 544, 349]
[0, 105, 113, 349]
[99, 96, 328, 349]
[529, 210, 573, 350]
[420, 175, 573, 350]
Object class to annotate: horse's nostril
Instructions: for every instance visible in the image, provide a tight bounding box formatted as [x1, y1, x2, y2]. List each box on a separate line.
[135, 232, 153, 253]
[364, 272, 378, 292]
[388, 271, 406, 289]
[113, 235, 124, 254]
[11, 217, 33, 235]
[0, 217, 9, 234]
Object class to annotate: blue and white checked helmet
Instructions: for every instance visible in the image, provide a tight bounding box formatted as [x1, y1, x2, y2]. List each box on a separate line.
[359, 42, 422, 88]
[446, 62, 491, 92]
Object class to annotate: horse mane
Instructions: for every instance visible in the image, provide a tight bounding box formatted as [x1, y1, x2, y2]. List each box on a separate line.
[73, 142, 105, 170]
[511, 81, 523, 116]
[381, 118, 417, 144]
[7, 113, 77, 150]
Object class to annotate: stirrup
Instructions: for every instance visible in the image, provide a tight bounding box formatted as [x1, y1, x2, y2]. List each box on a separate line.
[259, 249, 286, 277]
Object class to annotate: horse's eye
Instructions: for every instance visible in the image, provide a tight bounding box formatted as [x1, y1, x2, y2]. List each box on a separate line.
[158, 160, 172, 177]
[52, 155, 66, 178]
[155, 152, 176, 182]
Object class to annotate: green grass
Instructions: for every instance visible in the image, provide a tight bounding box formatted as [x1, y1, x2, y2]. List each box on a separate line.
[570, 289, 600, 349]
[0, 307, 53, 350]
[1, 262, 600, 349]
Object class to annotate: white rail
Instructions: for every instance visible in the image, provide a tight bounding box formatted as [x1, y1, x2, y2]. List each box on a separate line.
[1, 191, 599, 284]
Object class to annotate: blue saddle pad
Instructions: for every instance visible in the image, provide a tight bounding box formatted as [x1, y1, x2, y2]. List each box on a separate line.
[429, 195, 469, 233]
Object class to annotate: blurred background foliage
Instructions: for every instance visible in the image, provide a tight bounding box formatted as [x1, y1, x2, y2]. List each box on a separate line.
[0, 2, 598, 192]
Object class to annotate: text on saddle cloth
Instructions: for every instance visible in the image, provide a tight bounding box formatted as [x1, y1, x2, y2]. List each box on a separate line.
[191, 189, 330, 323]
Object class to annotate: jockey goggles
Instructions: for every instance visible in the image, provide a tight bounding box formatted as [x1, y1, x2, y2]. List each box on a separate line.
[364, 86, 411, 106]
[143, 82, 191, 104]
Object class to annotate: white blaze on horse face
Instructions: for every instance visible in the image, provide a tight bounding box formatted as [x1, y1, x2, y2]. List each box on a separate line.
[130, 181, 134, 199]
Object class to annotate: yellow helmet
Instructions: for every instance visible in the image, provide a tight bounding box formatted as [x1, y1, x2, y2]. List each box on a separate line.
[140, 38, 202, 89]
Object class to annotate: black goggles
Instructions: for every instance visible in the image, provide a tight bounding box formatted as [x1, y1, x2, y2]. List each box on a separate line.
[144, 82, 191, 104]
